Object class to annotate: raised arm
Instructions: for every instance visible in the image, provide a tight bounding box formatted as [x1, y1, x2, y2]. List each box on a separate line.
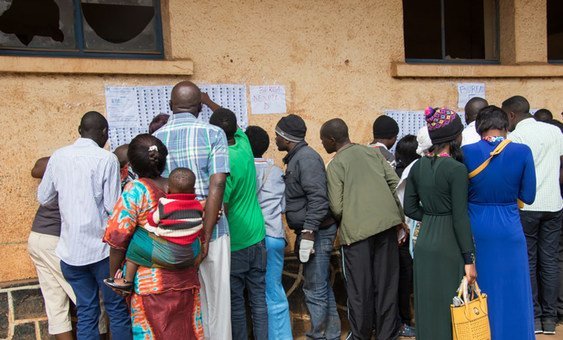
[201, 92, 222, 112]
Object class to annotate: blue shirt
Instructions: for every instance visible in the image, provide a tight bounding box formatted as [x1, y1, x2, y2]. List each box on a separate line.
[153, 112, 230, 239]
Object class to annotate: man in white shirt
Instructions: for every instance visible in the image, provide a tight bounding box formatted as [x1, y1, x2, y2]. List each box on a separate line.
[504, 96, 563, 335]
[38, 111, 132, 340]
[461, 97, 488, 147]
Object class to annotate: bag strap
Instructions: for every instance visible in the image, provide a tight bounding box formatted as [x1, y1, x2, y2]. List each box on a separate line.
[468, 139, 511, 179]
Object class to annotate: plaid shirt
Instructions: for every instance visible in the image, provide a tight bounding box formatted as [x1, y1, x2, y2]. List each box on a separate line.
[153, 112, 230, 239]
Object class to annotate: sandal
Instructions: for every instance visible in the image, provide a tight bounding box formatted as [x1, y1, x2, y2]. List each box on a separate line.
[103, 278, 133, 293]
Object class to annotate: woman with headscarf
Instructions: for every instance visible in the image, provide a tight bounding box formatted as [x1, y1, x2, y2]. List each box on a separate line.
[404, 107, 477, 340]
[462, 106, 536, 339]
[103, 134, 203, 339]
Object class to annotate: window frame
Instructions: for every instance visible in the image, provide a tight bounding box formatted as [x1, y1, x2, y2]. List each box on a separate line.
[404, 0, 500, 64]
[0, 0, 164, 60]
[547, 0, 563, 63]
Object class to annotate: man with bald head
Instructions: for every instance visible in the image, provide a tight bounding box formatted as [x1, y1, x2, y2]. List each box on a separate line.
[321, 118, 404, 340]
[153, 81, 232, 339]
[38, 111, 131, 340]
[462, 97, 488, 147]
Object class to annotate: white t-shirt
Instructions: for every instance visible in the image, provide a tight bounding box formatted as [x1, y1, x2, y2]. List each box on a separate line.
[461, 121, 481, 147]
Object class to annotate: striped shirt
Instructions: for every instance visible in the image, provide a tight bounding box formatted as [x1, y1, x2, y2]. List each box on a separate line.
[153, 112, 230, 239]
[509, 118, 563, 212]
[37, 138, 121, 266]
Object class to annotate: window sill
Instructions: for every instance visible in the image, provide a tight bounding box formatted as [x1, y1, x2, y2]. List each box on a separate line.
[0, 56, 193, 75]
[391, 62, 563, 78]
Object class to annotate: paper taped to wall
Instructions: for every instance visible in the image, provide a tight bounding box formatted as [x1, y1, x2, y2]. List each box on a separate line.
[250, 85, 287, 114]
[457, 83, 486, 108]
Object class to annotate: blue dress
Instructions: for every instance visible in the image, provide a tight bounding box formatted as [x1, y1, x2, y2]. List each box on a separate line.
[463, 139, 536, 340]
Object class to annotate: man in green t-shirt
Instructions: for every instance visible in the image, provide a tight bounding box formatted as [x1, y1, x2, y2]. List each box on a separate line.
[209, 109, 267, 340]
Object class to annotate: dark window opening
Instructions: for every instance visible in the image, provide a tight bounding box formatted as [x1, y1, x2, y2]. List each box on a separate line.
[547, 0, 563, 61]
[0, 0, 163, 59]
[403, 0, 499, 63]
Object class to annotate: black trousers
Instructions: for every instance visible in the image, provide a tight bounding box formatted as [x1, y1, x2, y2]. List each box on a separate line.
[521, 209, 563, 323]
[341, 227, 400, 340]
[398, 242, 413, 326]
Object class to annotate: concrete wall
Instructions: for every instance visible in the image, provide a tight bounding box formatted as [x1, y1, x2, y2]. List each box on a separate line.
[1, 0, 562, 282]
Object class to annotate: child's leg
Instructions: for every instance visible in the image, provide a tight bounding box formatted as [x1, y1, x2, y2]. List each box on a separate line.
[124, 261, 138, 283]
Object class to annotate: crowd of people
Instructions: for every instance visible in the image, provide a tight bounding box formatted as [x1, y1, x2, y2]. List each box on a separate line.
[28, 79, 563, 340]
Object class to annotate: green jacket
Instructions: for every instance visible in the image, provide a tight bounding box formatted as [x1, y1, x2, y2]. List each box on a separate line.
[327, 144, 404, 245]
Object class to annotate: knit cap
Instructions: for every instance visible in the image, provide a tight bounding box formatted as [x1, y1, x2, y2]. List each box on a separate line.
[373, 115, 399, 139]
[424, 107, 463, 144]
[275, 114, 307, 143]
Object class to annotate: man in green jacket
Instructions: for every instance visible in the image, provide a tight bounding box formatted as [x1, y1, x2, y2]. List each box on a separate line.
[321, 118, 405, 340]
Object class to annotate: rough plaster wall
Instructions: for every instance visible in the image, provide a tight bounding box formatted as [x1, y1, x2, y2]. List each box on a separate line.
[1, 0, 562, 281]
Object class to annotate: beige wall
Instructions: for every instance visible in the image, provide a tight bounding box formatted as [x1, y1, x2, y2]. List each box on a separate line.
[1, 0, 562, 282]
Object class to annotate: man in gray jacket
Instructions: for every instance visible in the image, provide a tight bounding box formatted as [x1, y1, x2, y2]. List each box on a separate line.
[275, 114, 341, 340]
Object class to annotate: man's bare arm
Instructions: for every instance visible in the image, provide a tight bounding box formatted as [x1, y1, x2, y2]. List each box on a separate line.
[31, 157, 50, 179]
[201, 173, 227, 258]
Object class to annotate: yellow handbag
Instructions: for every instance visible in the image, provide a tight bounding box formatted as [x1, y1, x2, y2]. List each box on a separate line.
[450, 277, 491, 340]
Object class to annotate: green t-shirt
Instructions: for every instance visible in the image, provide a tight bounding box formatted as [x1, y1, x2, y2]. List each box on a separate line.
[224, 129, 265, 251]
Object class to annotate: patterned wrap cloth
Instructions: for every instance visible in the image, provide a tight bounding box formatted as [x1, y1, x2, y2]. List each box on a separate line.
[103, 179, 203, 339]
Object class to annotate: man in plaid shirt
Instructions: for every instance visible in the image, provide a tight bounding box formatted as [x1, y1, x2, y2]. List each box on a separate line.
[153, 81, 231, 339]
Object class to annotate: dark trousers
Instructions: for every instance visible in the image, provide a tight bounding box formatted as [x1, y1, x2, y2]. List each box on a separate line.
[398, 242, 413, 326]
[230, 239, 268, 340]
[60, 257, 132, 340]
[521, 209, 563, 324]
[341, 227, 400, 340]
[557, 217, 563, 319]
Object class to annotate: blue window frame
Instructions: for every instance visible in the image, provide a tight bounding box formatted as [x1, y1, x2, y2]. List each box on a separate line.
[0, 0, 164, 59]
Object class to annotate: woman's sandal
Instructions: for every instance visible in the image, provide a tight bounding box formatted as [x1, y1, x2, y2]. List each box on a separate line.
[103, 278, 133, 293]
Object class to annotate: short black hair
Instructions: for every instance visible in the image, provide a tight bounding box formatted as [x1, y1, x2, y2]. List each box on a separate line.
[501, 95, 530, 116]
[321, 118, 349, 143]
[128, 134, 168, 179]
[149, 114, 170, 134]
[245, 125, 270, 158]
[395, 135, 420, 166]
[168, 167, 196, 194]
[80, 111, 108, 132]
[475, 105, 509, 134]
[209, 108, 237, 140]
[534, 109, 553, 122]
[464, 97, 488, 124]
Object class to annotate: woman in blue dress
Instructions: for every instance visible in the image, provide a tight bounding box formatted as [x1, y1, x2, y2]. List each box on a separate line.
[462, 105, 536, 340]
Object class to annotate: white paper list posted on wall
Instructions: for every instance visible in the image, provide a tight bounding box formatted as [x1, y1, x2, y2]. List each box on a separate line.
[384, 110, 466, 153]
[105, 84, 249, 151]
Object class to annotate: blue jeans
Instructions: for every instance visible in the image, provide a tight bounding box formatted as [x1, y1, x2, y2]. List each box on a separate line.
[60, 257, 132, 340]
[297, 224, 341, 340]
[230, 239, 268, 340]
[265, 236, 292, 340]
[521, 209, 563, 324]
